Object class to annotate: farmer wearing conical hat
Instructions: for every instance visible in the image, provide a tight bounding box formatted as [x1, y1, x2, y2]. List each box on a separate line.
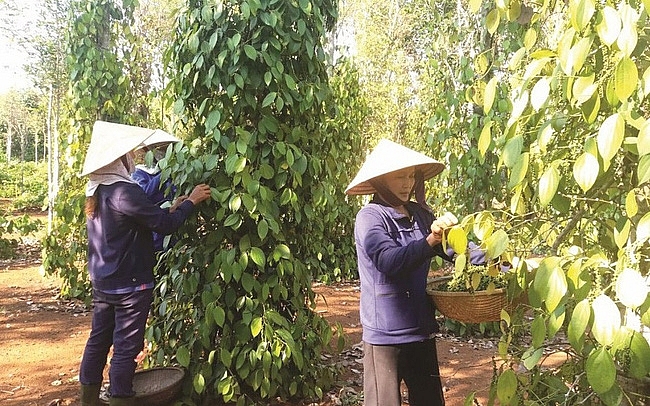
[346, 139, 486, 406]
[78, 121, 212, 406]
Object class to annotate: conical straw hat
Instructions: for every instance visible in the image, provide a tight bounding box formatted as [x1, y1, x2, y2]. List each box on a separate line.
[345, 139, 445, 195]
[138, 129, 180, 149]
[81, 121, 177, 175]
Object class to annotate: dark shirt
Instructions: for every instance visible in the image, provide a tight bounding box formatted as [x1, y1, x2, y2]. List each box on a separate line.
[131, 167, 177, 252]
[354, 199, 451, 345]
[86, 181, 194, 292]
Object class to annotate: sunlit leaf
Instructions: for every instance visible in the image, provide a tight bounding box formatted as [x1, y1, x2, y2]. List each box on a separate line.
[508, 152, 529, 189]
[592, 294, 621, 346]
[570, 0, 595, 31]
[538, 166, 559, 207]
[486, 8, 500, 34]
[524, 27, 537, 49]
[581, 90, 601, 123]
[251, 317, 263, 337]
[638, 154, 650, 186]
[617, 25, 638, 58]
[616, 268, 648, 308]
[473, 211, 495, 241]
[572, 74, 597, 106]
[626, 190, 638, 218]
[485, 229, 509, 260]
[568, 299, 591, 351]
[614, 218, 631, 248]
[596, 6, 621, 46]
[484, 76, 498, 113]
[638, 120, 650, 156]
[469, 0, 483, 13]
[478, 121, 492, 158]
[531, 77, 550, 111]
[637, 212, 650, 242]
[614, 57, 638, 101]
[447, 227, 468, 255]
[573, 152, 599, 192]
[509, 47, 527, 71]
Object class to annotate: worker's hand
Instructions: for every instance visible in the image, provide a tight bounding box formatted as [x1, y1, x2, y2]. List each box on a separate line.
[427, 212, 458, 247]
[169, 196, 188, 213]
[188, 184, 212, 205]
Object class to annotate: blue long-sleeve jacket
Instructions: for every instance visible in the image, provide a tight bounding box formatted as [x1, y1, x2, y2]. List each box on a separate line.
[354, 200, 451, 345]
[86, 181, 194, 291]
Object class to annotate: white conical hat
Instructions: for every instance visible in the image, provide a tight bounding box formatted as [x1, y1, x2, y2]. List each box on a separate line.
[138, 128, 180, 149]
[81, 121, 178, 175]
[345, 138, 445, 195]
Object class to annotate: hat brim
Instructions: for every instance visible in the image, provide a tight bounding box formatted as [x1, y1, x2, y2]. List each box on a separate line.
[345, 162, 444, 195]
[344, 138, 445, 195]
[82, 122, 178, 176]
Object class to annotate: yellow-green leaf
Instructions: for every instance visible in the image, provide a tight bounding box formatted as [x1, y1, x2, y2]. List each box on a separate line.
[484, 76, 498, 114]
[581, 90, 601, 123]
[531, 77, 550, 111]
[508, 47, 526, 71]
[614, 219, 630, 249]
[586, 347, 617, 394]
[597, 113, 625, 164]
[473, 211, 495, 241]
[573, 152, 599, 192]
[503, 135, 523, 168]
[497, 369, 518, 404]
[616, 268, 648, 308]
[251, 316, 263, 337]
[638, 119, 650, 156]
[524, 27, 537, 49]
[639, 155, 650, 186]
[626, 190, 638, 218]
[592, 294, 621, 346]
[469, 0, 483, 13]
[447, 226, 468, 255]
[568, 299, 591, 350]
[486, 8, 500, 34]
[478, 121, 492, 158]
[572, 74, 596, 106]
[596, 6, 621, 46]
[538, 166, 560, 207]
[508, 152, 529, 189]
[638, 212, 650, 242]
[617, 25, 638, 58]
[570, 0, 596, 31]
[643, 66, 650, 99]
[614, 57, 638, 101]
[485, 229, 509, 259]
[545, 266, 568, 313]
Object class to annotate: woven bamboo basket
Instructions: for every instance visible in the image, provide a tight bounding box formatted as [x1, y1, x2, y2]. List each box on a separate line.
[100, 367, 185, 406]
[426, 276, 520, 323]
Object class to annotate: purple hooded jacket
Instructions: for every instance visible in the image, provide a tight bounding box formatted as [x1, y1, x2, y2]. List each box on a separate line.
[354, 199, 452, 345]
[87, 181, 194, 292]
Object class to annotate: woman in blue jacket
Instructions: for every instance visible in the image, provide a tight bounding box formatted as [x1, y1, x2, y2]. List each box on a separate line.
[79, 121, 212, 406]
[345, 139, 473, 406]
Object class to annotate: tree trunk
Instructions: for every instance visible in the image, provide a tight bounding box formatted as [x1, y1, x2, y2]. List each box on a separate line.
[6, 124, 12, 161]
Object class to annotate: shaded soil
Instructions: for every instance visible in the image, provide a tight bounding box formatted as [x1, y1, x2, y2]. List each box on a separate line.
[0, 243, 498, 406]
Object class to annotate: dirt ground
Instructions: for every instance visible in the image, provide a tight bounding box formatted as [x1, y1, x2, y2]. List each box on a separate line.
[0, 237, 498, 406]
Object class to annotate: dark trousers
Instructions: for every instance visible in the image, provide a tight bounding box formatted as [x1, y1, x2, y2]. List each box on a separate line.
[363, 339, 445, 406]
[79, 289, 153, 398]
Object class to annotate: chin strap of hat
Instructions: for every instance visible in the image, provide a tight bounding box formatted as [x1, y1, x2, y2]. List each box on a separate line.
[368, 169, 431, 212]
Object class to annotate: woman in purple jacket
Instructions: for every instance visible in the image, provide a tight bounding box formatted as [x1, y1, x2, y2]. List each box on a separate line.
[79, 121, 212, 406]
[345, 139, 460, 406]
